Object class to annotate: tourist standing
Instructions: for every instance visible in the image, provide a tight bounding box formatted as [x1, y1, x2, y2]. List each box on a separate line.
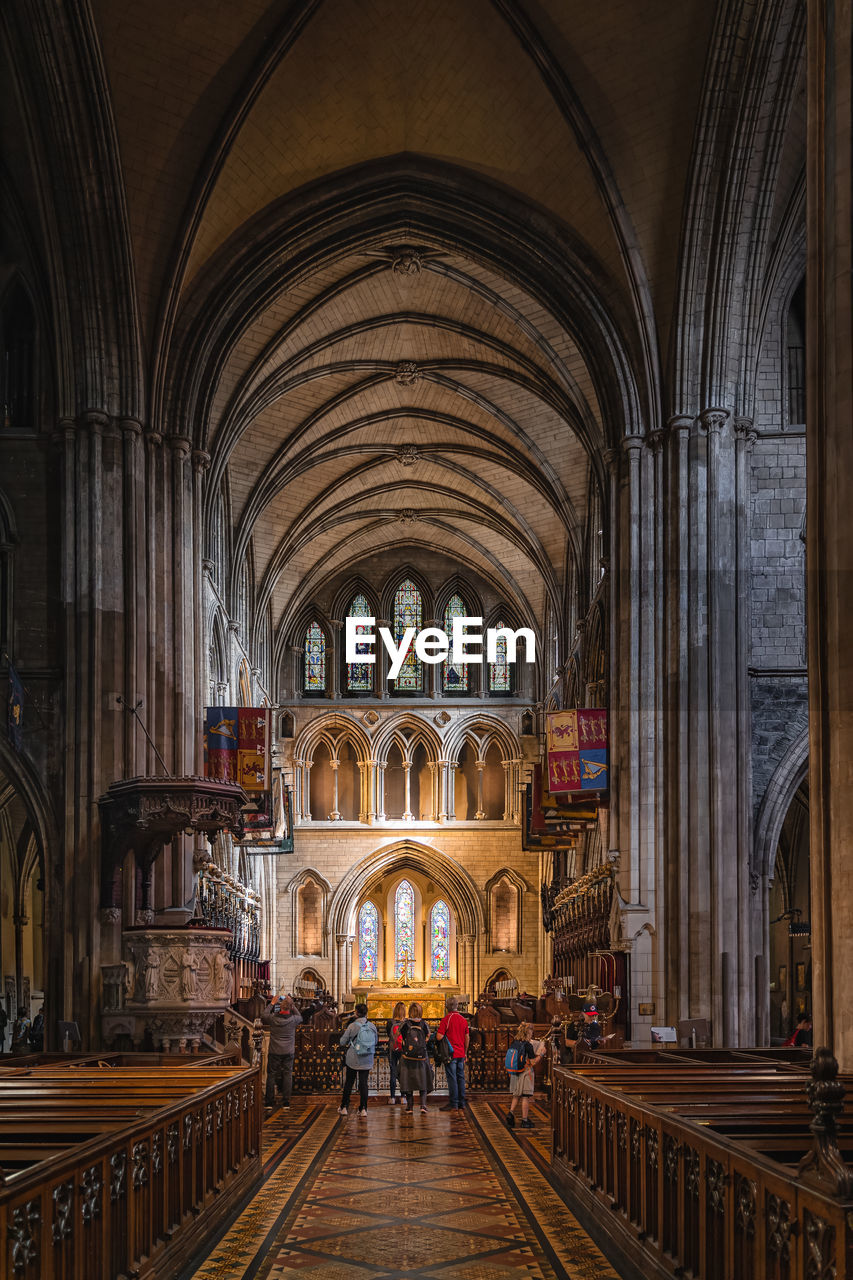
[399, 1001, 432, 1113]
[261, 995, 303, 1109]
[386, 1000, 406, 1105]
[339, 1002, 378, 1118]
[505, 1021, 543, 1129]
[436, 996, 469, 1111]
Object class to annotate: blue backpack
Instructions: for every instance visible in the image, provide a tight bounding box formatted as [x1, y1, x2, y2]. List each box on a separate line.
[505, 1040, 529, 1073]
[353, 1020, 376, 1058]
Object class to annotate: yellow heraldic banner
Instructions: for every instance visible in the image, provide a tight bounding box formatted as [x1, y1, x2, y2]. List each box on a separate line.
[546, 709, 609, 794]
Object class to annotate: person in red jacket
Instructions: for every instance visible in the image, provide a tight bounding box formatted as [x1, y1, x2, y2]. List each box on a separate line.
[436, 996, 469, 1112]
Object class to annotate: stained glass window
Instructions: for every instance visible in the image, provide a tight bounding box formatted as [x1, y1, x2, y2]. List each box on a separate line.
[304, 621, 326, 692]
[431, 900, 450, 979]
[442, 594, 468, 693]
[394, 879, 415, 979]
[358, 900, 379, 980]
[489, 620, 511, 693]
[347, 593, 374, 692]
[393, 579, 423, 692]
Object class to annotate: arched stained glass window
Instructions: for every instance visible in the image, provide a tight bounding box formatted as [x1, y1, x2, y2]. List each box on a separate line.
[347, 593, 373, 693]
[393, 579, 423, 691]
[358, 900, 379, 980]
[443, 594, 468, 693]
[489, 620, 511, 693]
[304, 621, 326, 692]
[394, 879, 415, 979]
[430, 900, 450, 979]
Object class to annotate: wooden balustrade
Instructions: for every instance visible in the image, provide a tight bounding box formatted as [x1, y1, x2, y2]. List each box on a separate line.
[0, 1062, 261, 1280]
[290, 1023, 552, 1093]
[551, 1058, 853, 1279]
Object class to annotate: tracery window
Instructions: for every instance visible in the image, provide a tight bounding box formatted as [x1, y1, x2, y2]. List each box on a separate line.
[392, 580, 423, 692]
[488, 620, 512, 693]
[347, 593, 373, 693]
[394, 879, 415, 978]
[358, 900, 379, 980]
[304, 621, 326, 692]
[442, 594, 468, 693]
[430, 900, 450, 979]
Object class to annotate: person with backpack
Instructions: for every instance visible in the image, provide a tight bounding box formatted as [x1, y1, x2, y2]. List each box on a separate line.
[436, 996, 469, 1112]
[398, 1000, 433, 1113]
[505, 1020, 543, 1129]
[386, 1000, 407, 1105]
[338, 1002, 378, 1118]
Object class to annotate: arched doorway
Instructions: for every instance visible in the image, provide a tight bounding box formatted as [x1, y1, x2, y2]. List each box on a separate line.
[768, 779, 810, 1042]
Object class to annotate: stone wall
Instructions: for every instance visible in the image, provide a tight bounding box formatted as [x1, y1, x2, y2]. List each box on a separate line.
[749, 435, 807, 667]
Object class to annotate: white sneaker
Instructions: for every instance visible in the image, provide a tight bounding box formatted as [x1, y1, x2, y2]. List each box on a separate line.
[337, 1107, 348, 1116]
[388, 1097, 398, 1105]
[358, 1109, 368, 1119]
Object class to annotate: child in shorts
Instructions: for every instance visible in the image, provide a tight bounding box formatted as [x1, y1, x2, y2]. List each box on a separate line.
[506, 1021, 544, 1129]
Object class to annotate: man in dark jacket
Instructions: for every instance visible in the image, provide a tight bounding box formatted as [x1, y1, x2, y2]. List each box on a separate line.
[261, 995, 303, 1108]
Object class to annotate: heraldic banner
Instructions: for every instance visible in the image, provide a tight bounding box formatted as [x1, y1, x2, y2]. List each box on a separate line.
[546, 708, 608, 794]
[204, 708, 271, 792]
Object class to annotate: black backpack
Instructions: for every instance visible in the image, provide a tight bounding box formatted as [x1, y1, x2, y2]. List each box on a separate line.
[403, 1022, 427, 1059]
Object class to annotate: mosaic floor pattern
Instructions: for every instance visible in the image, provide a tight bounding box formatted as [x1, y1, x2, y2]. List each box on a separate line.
[184, 1097, 621, 1280]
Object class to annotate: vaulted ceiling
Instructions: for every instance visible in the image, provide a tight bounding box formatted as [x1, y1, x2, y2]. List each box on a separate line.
[4, 0, 806, 662]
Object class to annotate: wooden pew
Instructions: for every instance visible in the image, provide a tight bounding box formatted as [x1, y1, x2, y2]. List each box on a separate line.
[0, 1058, 262, 1280]
[550, 1051, 853, 1279]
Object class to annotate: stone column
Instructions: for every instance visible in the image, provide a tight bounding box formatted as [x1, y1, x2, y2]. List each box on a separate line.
[806, 0, 853, 1066]
[334, 934, 349, 1004]
[461, 934, 476, 1002]
[402, 759, 413, 820]
[474, 760, 486, 820]
[329, 759, 340, 821]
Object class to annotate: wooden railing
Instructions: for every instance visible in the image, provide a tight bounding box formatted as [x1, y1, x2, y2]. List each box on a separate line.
[551, 1060, 853, 1280]
[291, 1024, 552, 1093]
[0, 1064, 261, 1280]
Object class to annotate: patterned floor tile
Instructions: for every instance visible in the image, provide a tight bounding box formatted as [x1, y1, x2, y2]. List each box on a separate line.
[185, 1099, 622, 1279]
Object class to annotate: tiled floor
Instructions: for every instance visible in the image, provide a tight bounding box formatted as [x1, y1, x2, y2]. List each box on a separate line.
[184, 1097, 620, 1280]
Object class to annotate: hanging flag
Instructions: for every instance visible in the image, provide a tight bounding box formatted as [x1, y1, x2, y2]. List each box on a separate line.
[546, 709, 608, 793]
[237, 708, 270, 792]
[7, 664, 23, 751]
[204, 707, 239, 781]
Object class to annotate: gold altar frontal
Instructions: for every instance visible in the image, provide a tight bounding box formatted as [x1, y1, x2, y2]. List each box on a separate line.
[357, 988, 455, 1020]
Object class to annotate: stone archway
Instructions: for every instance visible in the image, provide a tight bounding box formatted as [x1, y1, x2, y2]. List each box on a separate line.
[326, 839, 485, 1003]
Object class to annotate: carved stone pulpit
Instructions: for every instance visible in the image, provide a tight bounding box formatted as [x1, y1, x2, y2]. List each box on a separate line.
[102, 927, 235, 1052]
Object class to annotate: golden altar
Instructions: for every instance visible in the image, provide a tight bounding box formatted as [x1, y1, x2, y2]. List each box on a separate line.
[355, 987, 457, 1020]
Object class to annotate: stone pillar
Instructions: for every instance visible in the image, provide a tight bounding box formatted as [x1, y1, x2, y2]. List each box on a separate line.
[806, 0, 853, 1067]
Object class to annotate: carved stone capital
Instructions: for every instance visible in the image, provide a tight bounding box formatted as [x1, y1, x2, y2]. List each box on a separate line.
[100, 907, 121, 926]
[170, 435, 192, 460]
[192, 449, 211, 473]
[734, 416, 758, 449]
[699, 407, 730, 435]
[646, 428, 666, 453]
[120, 418, 143, 438]
[621, 434, 646, 455]
[667, 414, 694, 436]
